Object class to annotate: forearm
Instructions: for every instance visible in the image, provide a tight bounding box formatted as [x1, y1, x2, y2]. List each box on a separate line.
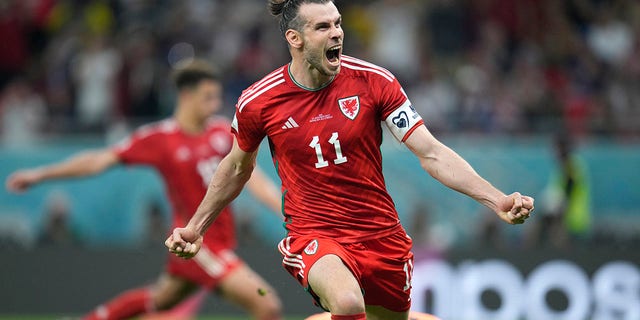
[187, 155, 255, 235]
[420, 141, 505, 212]
[34, 150, 117, 181]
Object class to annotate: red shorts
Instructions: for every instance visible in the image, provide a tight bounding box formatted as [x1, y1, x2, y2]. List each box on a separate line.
[166, 245, 243, 289]
[278, 230, 414, 312]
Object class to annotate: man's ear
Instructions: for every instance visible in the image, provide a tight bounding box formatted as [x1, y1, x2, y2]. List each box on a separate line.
[285, 29, 303, 49]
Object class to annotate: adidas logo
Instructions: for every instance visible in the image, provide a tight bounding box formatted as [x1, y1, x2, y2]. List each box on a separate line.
[281, 117, 299, 129]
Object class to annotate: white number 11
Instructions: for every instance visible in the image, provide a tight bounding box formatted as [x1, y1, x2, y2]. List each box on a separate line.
[309, 132, 348, 168]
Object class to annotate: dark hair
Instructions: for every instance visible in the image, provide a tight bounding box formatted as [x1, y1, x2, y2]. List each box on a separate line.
[171, 59, 220, 91]
[268, 0, 334, 37]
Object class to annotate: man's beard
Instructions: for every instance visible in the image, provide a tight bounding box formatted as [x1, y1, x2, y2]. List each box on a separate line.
[304, 47, 337, 77]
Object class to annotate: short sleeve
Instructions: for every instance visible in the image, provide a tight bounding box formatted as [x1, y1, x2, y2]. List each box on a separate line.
[231, 106, 266, 152]
[112, 127, 164, 166]
[376, 77, 424, 142]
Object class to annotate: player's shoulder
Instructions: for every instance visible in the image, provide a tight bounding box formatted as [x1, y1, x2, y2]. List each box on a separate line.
[340, 55, 396, 83]
[237, 65, 287, 113]
[132, 118, 179, 139]
[112, 119, 177, 152]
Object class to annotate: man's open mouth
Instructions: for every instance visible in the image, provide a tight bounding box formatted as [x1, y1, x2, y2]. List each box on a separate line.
[326, 45, 341, 64]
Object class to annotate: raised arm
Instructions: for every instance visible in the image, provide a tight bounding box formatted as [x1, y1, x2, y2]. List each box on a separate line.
[5, 149, 120, 193]
[404, 125, 534, 224]
[245, 166, 284, 219]
[166, 137, 258, 258]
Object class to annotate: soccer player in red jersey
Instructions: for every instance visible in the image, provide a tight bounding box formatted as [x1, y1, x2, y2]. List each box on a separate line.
[5, 60, 283, 320]
[165, 1, 535, 320]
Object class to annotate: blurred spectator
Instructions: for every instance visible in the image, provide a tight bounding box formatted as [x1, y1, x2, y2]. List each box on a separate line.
[117, 28, 164, 121]
[455, 61, 493, 132]
[71, 34, 121, 131]
[586, 2, 633, 68]
[0, 1, 30, 89]
[423, 0, 469, 62]
[340, 3, 375, 58]
[368, 0, 422, 81]
[0, 77, 46, 146]
[38, 190, 81, 247]
[407, 59, 458, 134]
[525, 132, 591, 249]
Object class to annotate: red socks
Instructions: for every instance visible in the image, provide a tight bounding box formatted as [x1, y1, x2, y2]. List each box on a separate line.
[83, 288, 152, 320]
[331, 313, 367, 320]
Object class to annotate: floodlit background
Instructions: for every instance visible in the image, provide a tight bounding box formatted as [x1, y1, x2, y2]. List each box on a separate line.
[1, 0, 639, 319]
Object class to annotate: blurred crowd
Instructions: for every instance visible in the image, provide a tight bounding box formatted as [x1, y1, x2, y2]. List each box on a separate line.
[1, 0, 640, 144]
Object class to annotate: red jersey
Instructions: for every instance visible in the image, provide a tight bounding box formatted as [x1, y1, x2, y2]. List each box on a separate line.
[113, 117, 236, 249]
[232, 55, 424, 243]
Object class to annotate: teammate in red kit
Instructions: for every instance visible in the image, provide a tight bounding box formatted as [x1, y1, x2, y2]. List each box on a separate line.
[165, 1, 534, 320]
[5, 60, 283, 320]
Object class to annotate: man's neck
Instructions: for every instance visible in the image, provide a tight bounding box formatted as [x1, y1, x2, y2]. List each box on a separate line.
[174, 106, 205, 134]
[289, 60, 334, 90]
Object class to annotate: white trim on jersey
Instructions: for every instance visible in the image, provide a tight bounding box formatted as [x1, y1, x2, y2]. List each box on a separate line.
[231, 113, 238, 132]
[341, 55, 395, 81]
[243, 67, 284, 97]
[238, 70, 285, 112]
[238, 77, 285, 112]
[341, 62, 395, 82]
[341, 55, 395, 77]
[384, 99, 423, 142]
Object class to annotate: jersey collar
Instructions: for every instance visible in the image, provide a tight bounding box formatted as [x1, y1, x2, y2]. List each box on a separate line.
[287, 63, 336, 92]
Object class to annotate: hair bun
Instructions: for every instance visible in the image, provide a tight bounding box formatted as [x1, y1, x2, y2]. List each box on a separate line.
[268, 0, 292, 16]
